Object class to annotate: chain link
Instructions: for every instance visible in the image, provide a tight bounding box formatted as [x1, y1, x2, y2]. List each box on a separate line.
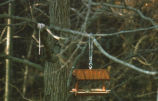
[89, 33, 93, 69]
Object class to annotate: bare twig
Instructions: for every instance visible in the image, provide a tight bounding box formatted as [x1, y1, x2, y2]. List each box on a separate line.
[92, 2, 157, 26]
[81, 0, 92, 31]
[10, 84, 33, 101]
[0, 54, 43, 71]
[137, 91, 157, 98]
[45, 27, 67, 40]
[94, 26, 158, 37]
[71, 8, 84, 19]
[0, 0, 14, 7]
[49, 24, 158, 38]
[67, 45, 87, 88]
[54, 44, 82, 73]
[0, 27, 7, 41]
[92, 37, 157, 75]
[131, 35, 151, 66]
[0, 22, 27, 26]
[0, 14, 36, 23]
[34, 7, 49, 18]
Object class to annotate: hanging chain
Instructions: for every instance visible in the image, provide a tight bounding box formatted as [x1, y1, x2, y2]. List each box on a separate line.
[38, 29, 41, 55]
[89, 33, 93, 69]
[37, 23, 45, 55]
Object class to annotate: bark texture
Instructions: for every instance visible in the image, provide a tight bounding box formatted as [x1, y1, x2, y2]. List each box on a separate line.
[44, 0, 70, 101]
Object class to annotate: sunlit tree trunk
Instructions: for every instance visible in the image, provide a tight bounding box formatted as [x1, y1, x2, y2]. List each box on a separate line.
[4, 1, 13, 101]
[44, 0, 70, 101]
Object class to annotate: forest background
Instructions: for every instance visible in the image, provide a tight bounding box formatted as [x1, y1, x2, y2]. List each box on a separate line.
[0, 0, 158, 101]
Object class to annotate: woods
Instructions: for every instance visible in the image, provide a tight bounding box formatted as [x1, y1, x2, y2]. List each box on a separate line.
[0, 0, 158, 101]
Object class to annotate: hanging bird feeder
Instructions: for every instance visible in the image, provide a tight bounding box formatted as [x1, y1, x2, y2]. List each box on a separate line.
[70, 34, 111, 96]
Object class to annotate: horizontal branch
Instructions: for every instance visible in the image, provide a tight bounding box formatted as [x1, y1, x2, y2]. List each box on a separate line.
[0, 14, 157, 37]
[0, 0, 13, 7]
[92, 2, 157, 27]
[94, 26, 158, 37]
[0, 54, 43, 71]
[93, 38, 157, 75]
[0, 21, 27, 26]
[48, 25, 158, 38]
[0, 14, 36, 23]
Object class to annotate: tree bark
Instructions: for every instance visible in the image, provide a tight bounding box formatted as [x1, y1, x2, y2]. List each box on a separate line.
[44, 0, 70, 101]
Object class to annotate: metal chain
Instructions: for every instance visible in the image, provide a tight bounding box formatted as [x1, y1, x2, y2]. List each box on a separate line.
[38, 29, 41, 55]
[89, 33, 93, 69]
[37, 23, 45, 55]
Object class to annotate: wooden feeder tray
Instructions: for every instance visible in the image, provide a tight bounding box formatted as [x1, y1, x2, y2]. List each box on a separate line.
[70, 69, 110, 96]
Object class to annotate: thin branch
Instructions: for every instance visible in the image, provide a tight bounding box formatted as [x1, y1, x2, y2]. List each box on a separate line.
[0, 14, 36, 23]
[67, 44, 87, 88]
[34, 7, 49, 18]
[92, 37, 157, 75]
[48, 25, 158, 38]
[94, 26, 158, 37]
[53, 44, 81, 73]
[0, 0, 14, 7]
[0, 27, 7, 41]
[10, 84, 33, 101]
[81, 0, 92, 31]
[125, 48, 158, 60]
[92, 2, 157, 26]
[71, 8, 84, 19]
[137, 91, 157, 98]
[60, 44, 80, 69]
[0, 14, 157, 38]
[45, 27, 67, 40]
[48, 26, 89, 36]
[0, 21, 27, 26]
[0, 54, 43, 71]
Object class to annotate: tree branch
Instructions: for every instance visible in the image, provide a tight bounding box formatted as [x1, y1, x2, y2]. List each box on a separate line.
[48, 25, 158, 38]
[0, 14, 36, 23]
[0, 0, 14, 7]
[94, 26, 158, 37]
[81, 0, 92, 32]
[0, 14, 157, 37]
[92, 2, 157, 27]
[92, 37, 157, 75]
[0, 54, 43, 71]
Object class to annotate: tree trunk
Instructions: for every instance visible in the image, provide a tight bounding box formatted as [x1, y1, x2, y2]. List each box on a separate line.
[44, 0, 70, 101]
[4, 1, 13, 101]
